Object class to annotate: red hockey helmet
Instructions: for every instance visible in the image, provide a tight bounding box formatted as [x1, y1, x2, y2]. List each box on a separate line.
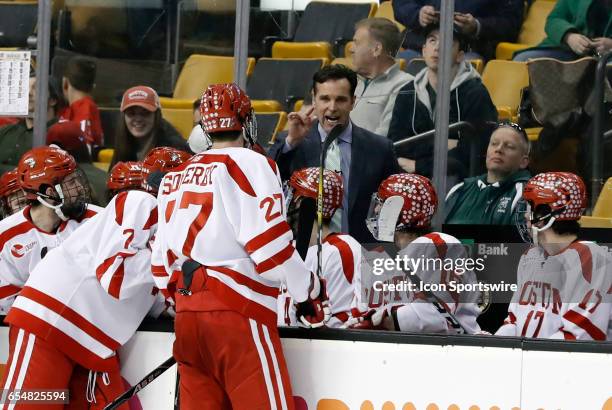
[289, 167, 343, 219]
[107, 161, 144, 192]
[141, 147, 191, 193]
[199, 83, 257, 146]
[0, 168, 27, 218]
[17, 146, 77, 200]
[522, 172, 587, 221]
[367, 174, 438, 241]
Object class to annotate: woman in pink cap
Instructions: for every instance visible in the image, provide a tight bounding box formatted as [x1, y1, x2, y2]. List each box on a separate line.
[111, 85, 188, 167]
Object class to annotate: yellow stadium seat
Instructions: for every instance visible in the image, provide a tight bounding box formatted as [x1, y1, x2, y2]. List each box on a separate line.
[374, 0, 405, 31]
[161, 107, 194, 139]
[579, 216, 612, 228]
[481, 60, 529, 121]
[294, 100, 304, 113]
[160, 55, 256, 108]
[97, 148, 114, 163]
[496, 1, 556, 60]
[272, 41, 332, 60]
[592, 177, 612, 218]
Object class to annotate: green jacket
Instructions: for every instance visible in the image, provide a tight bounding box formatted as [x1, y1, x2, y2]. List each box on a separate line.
[444, 169, 531, 225]
[79, 163, 109, 207]
[539, 0, 612, 48]
[0, 119, 57, 174]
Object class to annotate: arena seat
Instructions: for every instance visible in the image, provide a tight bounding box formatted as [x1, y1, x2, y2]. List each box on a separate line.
[97, 148, 114, 164]
[481, 60, 529, 121]
[161, 107, 193, 139]
[374, 0, 405, 31]
[256, 112, 288, 145]
[0, 1, 38, 48]
[266, 1, 376, 59]
[592, 177, 612, 218]
[247, 58, 328, 112]
[159, 54, 256, 109]
[496, 0, 556, 60]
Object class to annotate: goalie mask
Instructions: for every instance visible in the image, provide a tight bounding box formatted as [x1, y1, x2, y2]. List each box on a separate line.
[107, 161, 144, 196]
[141, 147, 191, 195]
[17, 146, 91, 221]
[286, 167, 343, 258]
[0, 168, 27, 218]
[367, 174, 438, 242]
[199, 83, 257, 148]
[516, 172, 587, 245]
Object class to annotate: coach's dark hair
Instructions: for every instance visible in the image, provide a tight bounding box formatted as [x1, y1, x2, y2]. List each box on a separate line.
[64, 57, 96, 93]
[312, 65, 358, 96]
[551, 220, 581, 236]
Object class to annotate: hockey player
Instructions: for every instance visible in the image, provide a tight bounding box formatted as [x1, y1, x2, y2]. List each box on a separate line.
[348, 173, 481, 334]
[0, 146, 101, 314]
[0, 146, 189, 409]
[496, 172, 612, 340]
[0, 168, 27, 219]
[106, 161, 144, 200]
[280, 167, 363, 328]
[151, 83, 330, 410]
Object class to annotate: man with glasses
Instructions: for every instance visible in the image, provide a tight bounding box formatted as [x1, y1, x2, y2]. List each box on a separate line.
[444, 122, 531, 225]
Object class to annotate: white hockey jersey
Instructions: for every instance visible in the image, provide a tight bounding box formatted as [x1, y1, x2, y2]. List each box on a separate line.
[152, 148, 312, 328]
[361, 232, 481, 334]
[6, 191, 159, 371]
[496, 241, 612, 340]
[278, 233, 362, 328]
[0, 204, 101, 314]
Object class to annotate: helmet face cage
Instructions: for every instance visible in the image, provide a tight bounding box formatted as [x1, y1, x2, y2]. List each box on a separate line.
[18, 146, 77, 201]
[0, 190, 28, 219]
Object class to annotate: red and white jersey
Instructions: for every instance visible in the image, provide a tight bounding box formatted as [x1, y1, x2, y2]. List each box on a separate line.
[152, 148, 312, 328]
[5, 190, 159, 372]
[278, 233, 362, 328]
[496, 242, 612, 340]
[0, 205, 100, 314]
[361, 232, 481, 334]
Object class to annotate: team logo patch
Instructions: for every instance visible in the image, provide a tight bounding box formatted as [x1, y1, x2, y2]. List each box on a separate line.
[11, 244, 25, 258]
[24, 158, 36, 168]
[128, 90, 149, 100]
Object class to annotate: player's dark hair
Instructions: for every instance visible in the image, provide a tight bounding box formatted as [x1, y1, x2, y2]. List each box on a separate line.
[313, 64, 357, 96]
[208, 130, 242, 143]
[551, 220, 581, 236]
[397, 225, 432, 236]
[64, 57, 96, 93]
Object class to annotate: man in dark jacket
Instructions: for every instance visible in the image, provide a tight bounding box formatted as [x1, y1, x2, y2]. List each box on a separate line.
[445, 122, 531, 225]
[268, 65, 400, 243]
[387, 25, 498, 179]
[393, 0, 523, 61]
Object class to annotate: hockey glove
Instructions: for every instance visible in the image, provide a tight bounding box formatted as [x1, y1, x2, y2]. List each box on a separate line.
[343, 307, 389, 330]
[295, 273, 331, 328]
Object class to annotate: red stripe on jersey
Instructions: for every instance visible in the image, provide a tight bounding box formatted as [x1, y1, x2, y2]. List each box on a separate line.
[165, 200, 175, 224]
[257, 322, 282, 410]
[17, 286, 122, 350]
[266, 158, 279, 176]
[561, 329, 576, 340]
[333, 311, 349, 322]
[152, 264, 169, 278]
[0, 284, 21, 299]
[325, 234, 355, 284]
[114, 191, 128, 225]
[107, 263, 125, 299]
[424, 233, 448, 258]
[563, 310, 606, 340]
[196, 154, 256, 197]
[95, 252, 134, 281]
[568, 242, 593, 283]
[143, 207, 158, 230]
[0, 221, 33, 250]
[167, 249, 178, 267]
[255, 243, 295, 274]
[245, 222, 291, 254]
[6, 308, 121, 373]
[207, 266, 279, 298]
[201, 275, 277, 327]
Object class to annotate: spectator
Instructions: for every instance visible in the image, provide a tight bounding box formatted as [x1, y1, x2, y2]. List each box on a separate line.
[110, 85, 188, 168]
[393, 0, 523, 61]
[445, 122, 531, 225]
[58, 57, 104, 148]
[0, 76, 62, 173]
[46, 121, 109, 206]
[349, 17, 413, 136]
[514, 0, 612, 61]
[268, 64, 400, 243]
[387, 24, 497, 180]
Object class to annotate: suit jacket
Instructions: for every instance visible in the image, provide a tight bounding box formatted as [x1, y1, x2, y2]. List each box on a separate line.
[268, 123, 400, 243]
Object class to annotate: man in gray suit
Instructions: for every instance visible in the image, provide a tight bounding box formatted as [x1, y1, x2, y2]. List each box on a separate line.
[269, 65, 400, 243]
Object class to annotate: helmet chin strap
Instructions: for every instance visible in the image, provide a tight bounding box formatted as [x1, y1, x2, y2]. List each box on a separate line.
[530, 216, 556, 247]
[36, 184, 68, 221]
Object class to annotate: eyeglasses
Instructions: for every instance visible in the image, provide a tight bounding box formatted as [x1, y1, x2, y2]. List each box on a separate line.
[497, 121, 529, 143]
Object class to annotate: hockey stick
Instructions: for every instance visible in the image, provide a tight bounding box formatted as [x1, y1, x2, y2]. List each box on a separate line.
[103, 356, 176, 410]
[317, 125, 343, 277]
